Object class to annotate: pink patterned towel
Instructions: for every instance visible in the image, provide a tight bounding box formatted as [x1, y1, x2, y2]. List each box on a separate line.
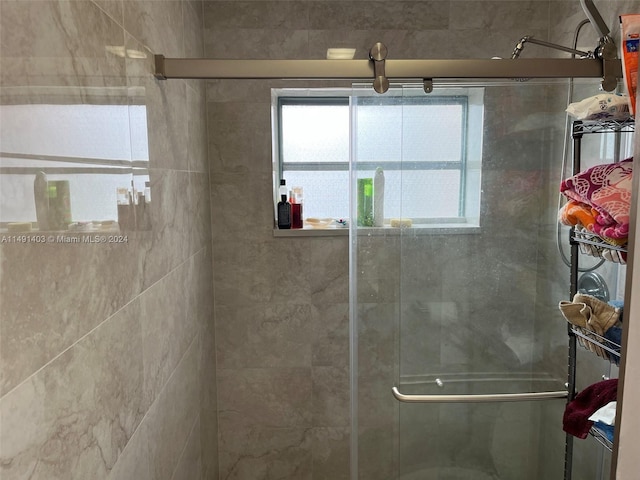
[560, 158, 633, 240]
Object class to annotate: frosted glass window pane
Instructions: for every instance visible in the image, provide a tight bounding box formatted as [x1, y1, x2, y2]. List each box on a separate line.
[281, 171, 349, 219]
[281, 104, 349, 163]
[355, 103, 463, 163]
[383, 170, 460, 218]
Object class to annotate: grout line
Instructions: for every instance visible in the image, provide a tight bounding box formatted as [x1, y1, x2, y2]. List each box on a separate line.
[169, 412, 201, 480]
[0, 246, 208, 402]
[107, 332, 201, 478]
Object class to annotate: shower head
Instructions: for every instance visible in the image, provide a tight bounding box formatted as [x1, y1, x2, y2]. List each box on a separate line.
[511, 2, 614, 60]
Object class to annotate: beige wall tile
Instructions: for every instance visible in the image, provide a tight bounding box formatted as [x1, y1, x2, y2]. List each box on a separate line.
[1, 1, 214, 479]
[0, 301, 145, 480]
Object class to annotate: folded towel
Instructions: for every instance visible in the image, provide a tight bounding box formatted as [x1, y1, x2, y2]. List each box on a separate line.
[574, 293, 621, 336]
[561, 158, 633, 241]
[604, 326, 623, 364]
[609, 299, 625, 310]
[559, 201, 628, 246]
[559, 200, 599, 230]
[588, 401, 617, 425]
[563, 379, 618, 439]
[593, 422, 615, 442]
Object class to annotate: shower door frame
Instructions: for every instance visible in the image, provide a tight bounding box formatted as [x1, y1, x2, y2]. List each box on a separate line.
[347, 81, 581, 480]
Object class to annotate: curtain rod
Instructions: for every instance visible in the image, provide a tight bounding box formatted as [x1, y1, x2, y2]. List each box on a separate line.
[154, 42, 622, 93]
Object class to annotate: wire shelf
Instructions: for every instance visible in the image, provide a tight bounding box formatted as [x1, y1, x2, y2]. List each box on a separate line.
[570, 228, 627, 264]
[571, 326, 621, 364]
[572, 118, 635, 135]
[589, 425, 613, 452]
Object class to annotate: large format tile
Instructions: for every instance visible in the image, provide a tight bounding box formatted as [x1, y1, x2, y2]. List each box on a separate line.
[312, 366, 350, 427]
[449, 1, 548, 30]
[217, 368, 313, 428]
[0, 1, 126, 88]
[171, 416, 203, 480]
[144, 336, 201, 480]
[217, 423, 313, 480]
[0, 240, 144, 395]
[0, 301, 145, 480]
[207, 101, 272, 175]
[137, 170, 194, 289]
[308, 1, 449, 30]
[124, 1, 184, 58]
[310, 303, 349, 368]
[212, 237, 313, 305]
[310, 427, 350, 480]
[107, 423, 152, 480]
[215, 303, 313, 368]
[205, 1, 310, 30]
[140, 258, 198, 406]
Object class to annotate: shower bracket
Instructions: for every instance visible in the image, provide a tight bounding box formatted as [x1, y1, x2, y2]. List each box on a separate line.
[369, 42, 389, 94]
[600, 41, 619, 92]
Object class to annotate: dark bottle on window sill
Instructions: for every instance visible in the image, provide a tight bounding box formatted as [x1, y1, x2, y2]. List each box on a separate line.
[277, 194, 291, 229]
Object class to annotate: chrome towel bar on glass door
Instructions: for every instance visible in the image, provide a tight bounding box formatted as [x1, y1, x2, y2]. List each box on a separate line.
[392, 386, 568, 403]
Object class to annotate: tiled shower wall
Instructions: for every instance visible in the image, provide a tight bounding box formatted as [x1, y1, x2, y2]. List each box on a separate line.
[2, 2, 640, 480]
[0, 1, 217, 479]
[203, 1, 556, 478]
[205, 0, 640, 479]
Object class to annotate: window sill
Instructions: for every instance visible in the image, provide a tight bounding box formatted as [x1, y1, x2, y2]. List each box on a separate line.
[273, 224, 480, 237]
[273, 227, 349, 237]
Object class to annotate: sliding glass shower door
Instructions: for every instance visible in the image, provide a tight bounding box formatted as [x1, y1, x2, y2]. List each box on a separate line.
[349, 82, 572, 479]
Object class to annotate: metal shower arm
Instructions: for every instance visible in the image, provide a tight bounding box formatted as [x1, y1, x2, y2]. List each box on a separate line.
[511, 36, 594, 59]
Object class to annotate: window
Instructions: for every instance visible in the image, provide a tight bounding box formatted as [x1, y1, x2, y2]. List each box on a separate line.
[272, 85, 484, 229]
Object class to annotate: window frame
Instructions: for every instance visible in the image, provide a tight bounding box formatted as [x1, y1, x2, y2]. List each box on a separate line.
[272, 86, 483, 229]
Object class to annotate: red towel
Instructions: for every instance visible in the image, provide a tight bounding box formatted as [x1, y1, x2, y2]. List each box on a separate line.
[563, 379, 618, 439]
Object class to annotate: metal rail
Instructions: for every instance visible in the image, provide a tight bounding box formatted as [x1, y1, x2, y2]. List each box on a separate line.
[154, 51, 622, 93]
[392, 386, 568, 403]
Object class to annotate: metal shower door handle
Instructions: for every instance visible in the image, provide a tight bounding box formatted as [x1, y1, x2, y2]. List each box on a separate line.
[392, 386, 568, 403]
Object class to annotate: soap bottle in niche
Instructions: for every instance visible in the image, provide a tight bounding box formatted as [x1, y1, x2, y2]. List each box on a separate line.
[277, 179, 291, 229]
[47, 180, 71, 230]
[117, 186, 134, 231]
[136, 191, 147, 230]
[357, 177, 374, 226]
[290, 187, 303, 229]
[373, 167, 385, 227]
[278, 179, 288, 199]
[137, 180, 151, 230]
[34, 171, 50, 231]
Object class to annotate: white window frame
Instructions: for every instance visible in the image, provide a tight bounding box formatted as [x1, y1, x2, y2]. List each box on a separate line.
[271, 86, 484, 232]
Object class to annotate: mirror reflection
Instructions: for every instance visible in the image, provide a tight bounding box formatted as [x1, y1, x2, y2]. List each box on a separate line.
[0, 87, 150, 234]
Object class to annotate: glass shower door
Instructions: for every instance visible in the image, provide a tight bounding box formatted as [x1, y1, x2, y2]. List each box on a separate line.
[350, 82, 571, 480]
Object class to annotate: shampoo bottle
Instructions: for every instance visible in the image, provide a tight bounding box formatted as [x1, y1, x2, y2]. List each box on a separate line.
[357, 178, 374, 226]
[277, 179, 291, 229]
[290, 186, 303, 229]
[34, 171, 49, 231]
[374, 167, 385, 227]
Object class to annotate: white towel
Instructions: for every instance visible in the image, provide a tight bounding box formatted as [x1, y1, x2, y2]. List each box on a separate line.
[588, 401, 617, 425]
